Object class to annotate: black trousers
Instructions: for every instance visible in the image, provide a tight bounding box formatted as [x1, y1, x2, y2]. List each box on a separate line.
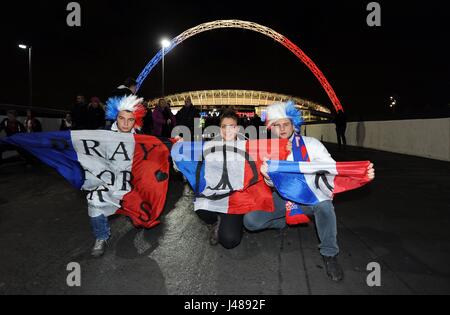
[196, 210, 244, 249]
[336, 128, 347, 148]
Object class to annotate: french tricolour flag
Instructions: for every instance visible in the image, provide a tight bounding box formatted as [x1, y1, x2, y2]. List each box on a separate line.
[2, 130, 173, 228]
[267, 160, 371, 206]
[172, 139, 290, 214]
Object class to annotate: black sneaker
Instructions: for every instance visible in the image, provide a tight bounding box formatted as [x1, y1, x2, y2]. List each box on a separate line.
[322, 255, 344, 282]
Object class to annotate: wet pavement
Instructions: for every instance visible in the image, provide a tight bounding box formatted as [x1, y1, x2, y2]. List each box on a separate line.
[0, 143, 449, 295]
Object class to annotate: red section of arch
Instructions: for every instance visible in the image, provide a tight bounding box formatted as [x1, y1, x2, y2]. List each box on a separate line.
[281, 37, 344, 112]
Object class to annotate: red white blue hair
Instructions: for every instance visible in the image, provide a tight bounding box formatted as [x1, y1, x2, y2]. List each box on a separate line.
[264, 100, 304, 132]
[105, 95, 147, 129]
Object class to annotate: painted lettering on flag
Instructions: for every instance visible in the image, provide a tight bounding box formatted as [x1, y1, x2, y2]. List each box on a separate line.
[2, 131, 173, 228]
[267, 160, 371, 206]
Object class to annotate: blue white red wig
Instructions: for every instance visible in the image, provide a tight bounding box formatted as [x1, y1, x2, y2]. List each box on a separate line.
[264, 100, 304, 132]
[105, 95, 147, 129]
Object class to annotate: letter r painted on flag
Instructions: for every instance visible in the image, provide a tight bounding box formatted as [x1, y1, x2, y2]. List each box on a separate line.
[81, 139, 103, 158]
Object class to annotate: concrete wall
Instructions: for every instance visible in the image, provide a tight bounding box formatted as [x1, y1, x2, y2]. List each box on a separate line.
[302, 118, 450, 162]
[0, 115, 62, 132]
[1, 115, 62, 159]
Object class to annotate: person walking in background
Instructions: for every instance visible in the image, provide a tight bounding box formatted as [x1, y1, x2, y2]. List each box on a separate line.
[152, 98, 176, 137]
[175, 96, 200, 140]
[111, 77, 137, 98]
[24, 109, 42, 133]
[60, 113, 73, 131]
[0, 110, 27, 165]
[86, 97, 106, 130]
[333, 110, 347, 150]
[141, 100, 154, 135]
[0, 110, 25, 137]
[71, 94, 88, 130]
[162, 100, 176, 137]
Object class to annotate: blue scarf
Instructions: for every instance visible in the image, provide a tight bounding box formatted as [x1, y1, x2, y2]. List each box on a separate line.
[285, 133, 311, 225]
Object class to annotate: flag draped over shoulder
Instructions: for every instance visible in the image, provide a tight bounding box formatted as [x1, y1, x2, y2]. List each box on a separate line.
[267, 160, 371, 206]
[171, 139, 290, 214]
[1, 131, 173, 228]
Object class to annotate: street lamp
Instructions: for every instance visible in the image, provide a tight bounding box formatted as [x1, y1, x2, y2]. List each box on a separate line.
[389, 96, 397, 114]
[18, 44, 32, 107]
[161, 38, 171, 96]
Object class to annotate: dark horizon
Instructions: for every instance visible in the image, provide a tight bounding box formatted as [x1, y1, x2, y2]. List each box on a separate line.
[0, 0, 449, 119]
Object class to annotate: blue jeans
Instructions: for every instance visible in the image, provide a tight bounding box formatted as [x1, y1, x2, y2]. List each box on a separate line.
[90, 215, 111, 241]
[244, 191, 339, 257]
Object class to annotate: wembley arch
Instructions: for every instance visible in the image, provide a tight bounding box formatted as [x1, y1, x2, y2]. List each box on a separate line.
[136, 20, 344, 113]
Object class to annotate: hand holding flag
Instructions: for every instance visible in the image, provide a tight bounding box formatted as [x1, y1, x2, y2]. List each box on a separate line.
[367, 163, 375, 180]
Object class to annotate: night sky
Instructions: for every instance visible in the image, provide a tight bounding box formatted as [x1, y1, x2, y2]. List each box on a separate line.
[0, 0, 449, 119]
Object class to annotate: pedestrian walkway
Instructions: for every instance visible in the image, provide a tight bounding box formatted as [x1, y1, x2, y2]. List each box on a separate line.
[0, 143, 449, 294]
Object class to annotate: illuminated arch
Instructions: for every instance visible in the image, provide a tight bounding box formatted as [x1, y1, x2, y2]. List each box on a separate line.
[136, 20, 344, 112]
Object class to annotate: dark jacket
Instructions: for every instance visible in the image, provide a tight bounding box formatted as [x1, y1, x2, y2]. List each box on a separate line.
[24, 117, 42, 133]
[0, 118, 25, 137]
[333, 111, 347, 131]
[71, 102, 88, 130]
[152, 106, 176, 137]
[60, 119, 73, 131]
[141, 109, 154, 135]
[175, 105, 200, 135]
[86, 106, 106, 130]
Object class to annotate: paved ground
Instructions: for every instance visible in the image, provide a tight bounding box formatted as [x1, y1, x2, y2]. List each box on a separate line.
[0, 143, 449, 295]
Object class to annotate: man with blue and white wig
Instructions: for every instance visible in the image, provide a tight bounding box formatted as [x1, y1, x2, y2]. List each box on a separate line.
[244, 100, 375, 282]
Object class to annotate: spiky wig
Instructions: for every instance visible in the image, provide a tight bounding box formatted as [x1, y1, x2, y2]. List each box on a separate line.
[105, 95, 147, 129]
[264, 100, 304, 132]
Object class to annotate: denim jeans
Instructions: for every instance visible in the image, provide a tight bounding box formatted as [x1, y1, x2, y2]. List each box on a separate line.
[244, 191, 339, 257]
[90, 215, 111, 241]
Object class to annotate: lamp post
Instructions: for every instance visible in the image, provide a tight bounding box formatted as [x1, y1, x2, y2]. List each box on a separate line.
[19, 44, 32, 106]
[161, 38, 171, 97]
[389, 96, 397, 114]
